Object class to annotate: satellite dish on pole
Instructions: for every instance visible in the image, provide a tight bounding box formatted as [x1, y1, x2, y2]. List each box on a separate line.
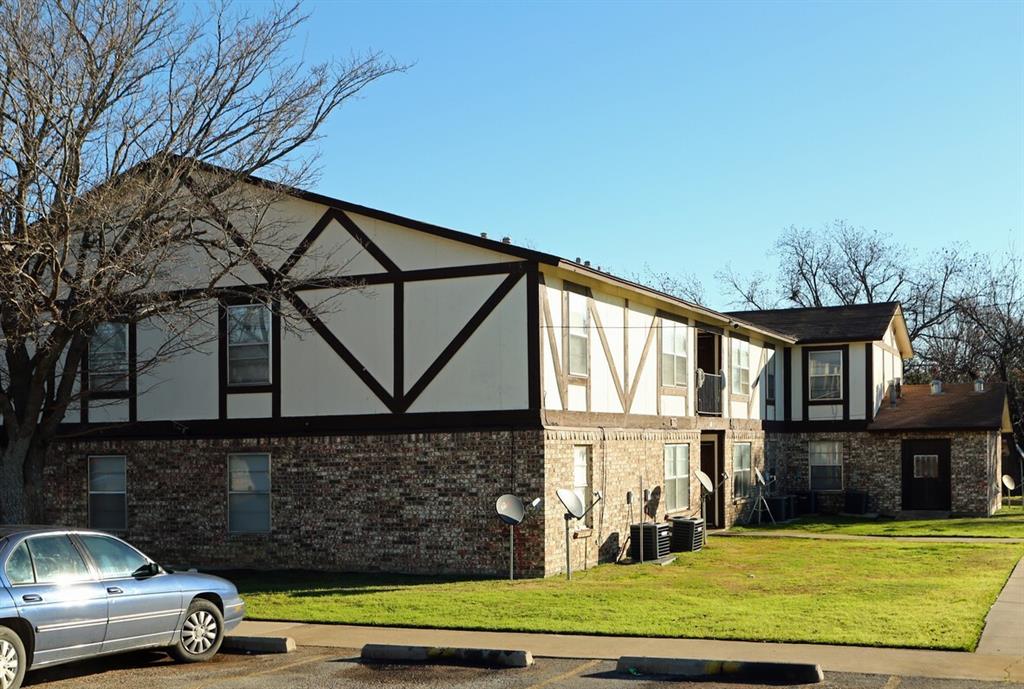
[1003, 475, 1017, 492]
[496, 494, 525, 525]
[755, 467, 766, 486]
[695, 469, 714, 494]
[556, 488, 586, 519]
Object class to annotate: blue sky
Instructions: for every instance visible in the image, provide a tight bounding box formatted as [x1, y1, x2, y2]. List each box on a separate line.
[291, 0, 1022, 309]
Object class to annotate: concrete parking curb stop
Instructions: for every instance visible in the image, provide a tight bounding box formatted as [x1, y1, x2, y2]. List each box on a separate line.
[616, 656, 824, 684]
[223, 636, 297, 654]
[361, 643, 534, 668]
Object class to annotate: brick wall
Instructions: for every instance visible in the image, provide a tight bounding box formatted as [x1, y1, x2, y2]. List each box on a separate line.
[46, 430, 548, 577]
[767, 430, 1000, 516]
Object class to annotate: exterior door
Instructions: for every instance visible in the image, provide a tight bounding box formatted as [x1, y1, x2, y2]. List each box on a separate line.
[700, 439, 724, 527]
[902, 439, 952, 511]
[9, 535, 109, 667]
[75, 534, 183, 654]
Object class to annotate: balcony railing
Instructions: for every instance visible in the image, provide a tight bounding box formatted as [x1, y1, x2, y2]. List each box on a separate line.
[696, 370, 723, 416]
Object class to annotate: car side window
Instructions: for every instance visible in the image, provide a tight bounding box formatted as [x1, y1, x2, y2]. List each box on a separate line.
[78, 535, 149, 579]
[26, 535, 92, 584]
[6, 542, 34, 585]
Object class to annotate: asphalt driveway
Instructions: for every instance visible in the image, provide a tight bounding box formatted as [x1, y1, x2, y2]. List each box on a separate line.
[21, 647, 1024, 689]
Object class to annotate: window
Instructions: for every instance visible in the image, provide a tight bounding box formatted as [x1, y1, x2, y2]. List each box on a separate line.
[227, 304, 271, 385]
[572, 446, 592, 527]
[913, 454, 939, 479]
[730, 339, 750, 395]
[765, 348, 776, 403]
[567, 291, 589, 377]
[89, 322, 128, 391]
[732, 443, 752, 499]
[228, 453, 271, 533]
[78, 535, 149, 579]
[664, 444, 690, 512]
[809, 441, 843, 491]
[808, 350, 842, 401]
[26, 535, 92, 584]
[661, 320, 688, 387]
[89, 456, 126, 530]
[6, 542, 34, 585]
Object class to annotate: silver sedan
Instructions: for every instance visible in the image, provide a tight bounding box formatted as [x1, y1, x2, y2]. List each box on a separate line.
[0, 527, 245, 689]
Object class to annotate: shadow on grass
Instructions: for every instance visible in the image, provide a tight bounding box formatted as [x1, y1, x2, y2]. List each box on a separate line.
[208, 569, 492, 596]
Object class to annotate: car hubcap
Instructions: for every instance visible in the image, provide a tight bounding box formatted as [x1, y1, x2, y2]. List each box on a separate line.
[182, 610, 218, 655]
[0, 640, 18, 689]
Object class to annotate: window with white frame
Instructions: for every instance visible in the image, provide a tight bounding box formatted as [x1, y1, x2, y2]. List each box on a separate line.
[227, 304, 271, 385]
[808, 350, 842, 401]
[228, 453, 271, 533]
[913, 454, 939, 479]
[89, 322, 128, 391]
[89, 455, 127, 530]
[809, 441, 843, 491]
[572, 445, 592, 527]
[567, 291, 589, 377]
[730, 338, 750, 395]
[664, 444, 690, 511]
[732, 443, 752, 499]
[661, 320, 688, 387]
[765, 348, 776, 403]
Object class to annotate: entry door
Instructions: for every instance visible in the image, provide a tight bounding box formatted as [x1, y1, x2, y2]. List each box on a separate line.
[11, 535, 109, 667]
[74, 534, 183, 654]
[700, 440, 723, 527]
[902, 439, 952, 511]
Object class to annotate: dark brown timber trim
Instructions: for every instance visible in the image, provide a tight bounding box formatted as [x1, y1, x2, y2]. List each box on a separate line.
[279, 209, 336, 276]
[401, 267, 526, 412]
[271, 297, 282, 418]
[588, 299, 626, 411]
[394, 279, 405, 407]
[332, 208, 400, 274]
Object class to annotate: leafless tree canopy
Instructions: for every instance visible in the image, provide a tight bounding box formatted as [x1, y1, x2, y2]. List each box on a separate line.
[0, 0, 404, 522]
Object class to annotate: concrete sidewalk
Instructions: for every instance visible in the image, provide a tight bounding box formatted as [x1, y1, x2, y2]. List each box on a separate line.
[717, 530, 1024, 543]
[978, 556, 1024, 656]
[233, 620, 1024, 683]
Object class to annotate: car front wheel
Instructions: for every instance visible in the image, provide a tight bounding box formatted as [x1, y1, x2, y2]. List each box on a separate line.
[0, 626, 26, 689]
[170, 599, 224, 663]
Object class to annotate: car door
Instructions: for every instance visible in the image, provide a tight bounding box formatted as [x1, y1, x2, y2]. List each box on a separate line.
[74, 534, 182, 653]
[9, 534, 109, 668]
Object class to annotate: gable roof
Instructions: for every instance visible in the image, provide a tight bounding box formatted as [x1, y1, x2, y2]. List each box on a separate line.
[869, 382, 1010, 432]
[726, 302, 912, 355]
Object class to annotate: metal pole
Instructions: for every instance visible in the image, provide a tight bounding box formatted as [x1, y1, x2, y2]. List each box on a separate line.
[509, 524, 514, 581]
[564, 514, 572, 580]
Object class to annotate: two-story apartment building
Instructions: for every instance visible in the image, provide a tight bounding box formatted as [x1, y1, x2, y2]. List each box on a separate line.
[47, 175, 1011, 577]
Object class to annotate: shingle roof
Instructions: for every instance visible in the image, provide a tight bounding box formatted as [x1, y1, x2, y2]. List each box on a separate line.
[725, 302, 901, 344]
[869, 382, 1008, 431]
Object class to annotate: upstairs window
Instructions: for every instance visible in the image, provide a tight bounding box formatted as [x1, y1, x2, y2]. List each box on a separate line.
[567, 291, 589, 377]
[809, 441, 843, 491]
[730, 338, 750, 395]
[765, 348, 776, 403]
[661, 320, 688, 387]
[89, 322, 128, 391]
[808, 350, 842, 401]
[227, 304, 271, 385]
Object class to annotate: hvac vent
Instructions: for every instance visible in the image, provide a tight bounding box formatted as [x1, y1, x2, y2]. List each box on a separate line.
[629, 522, 671, 561]
[670, 517, 704, 552]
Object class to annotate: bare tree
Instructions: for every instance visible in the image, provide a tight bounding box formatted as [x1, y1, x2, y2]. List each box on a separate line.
[633, 263, 706, 305]
[0, 0, 405, 523]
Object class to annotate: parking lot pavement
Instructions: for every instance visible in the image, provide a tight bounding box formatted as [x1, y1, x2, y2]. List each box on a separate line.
[21, 646, 1024, 689]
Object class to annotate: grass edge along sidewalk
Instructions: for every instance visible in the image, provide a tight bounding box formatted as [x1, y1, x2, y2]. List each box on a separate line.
[231, 536, 1024, 652]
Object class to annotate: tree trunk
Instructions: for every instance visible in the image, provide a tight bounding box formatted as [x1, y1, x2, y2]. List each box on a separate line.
[0, 436, 31, 524]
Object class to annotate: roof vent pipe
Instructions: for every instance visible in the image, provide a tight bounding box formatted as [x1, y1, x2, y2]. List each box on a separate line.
[501, 236, 511, 244]
[584, 260, 591, 267]
[930, 378, 943, 395]
[890, 384, 898, 406]
[974, 378, 985, 393]
[480, 232, 488, 239]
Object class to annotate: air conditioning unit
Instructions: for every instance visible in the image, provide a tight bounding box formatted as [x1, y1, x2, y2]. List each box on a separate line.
[629, 522, 671, 561]
[670, 517, 705, 552]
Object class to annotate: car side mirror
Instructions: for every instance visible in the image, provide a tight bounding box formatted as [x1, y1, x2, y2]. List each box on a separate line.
[132, 562, 162, 579]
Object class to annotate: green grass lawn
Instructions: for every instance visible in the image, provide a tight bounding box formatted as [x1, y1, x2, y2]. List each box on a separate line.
[731, 502, 1024, 538]
[232, 537, 1023, 651]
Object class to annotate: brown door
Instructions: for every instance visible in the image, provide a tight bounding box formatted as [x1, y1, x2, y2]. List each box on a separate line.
[700, 440, 724, 527]
[901, 439, 952, 511]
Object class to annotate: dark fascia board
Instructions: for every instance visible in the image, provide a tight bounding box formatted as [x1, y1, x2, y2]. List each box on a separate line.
[868, 424, 1001, 433]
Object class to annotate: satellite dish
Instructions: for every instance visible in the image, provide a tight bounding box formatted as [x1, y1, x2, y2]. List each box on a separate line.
[1003, 475, 1017, 491]
[556, 488, 586, 519]
[695, 469, 714, 493]
[755, 467, 766, 486]
[495, 494, 525, 526]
